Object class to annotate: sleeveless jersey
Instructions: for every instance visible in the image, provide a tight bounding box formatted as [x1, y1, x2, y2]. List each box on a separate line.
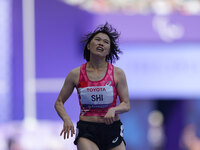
[76, 63, 118, 116]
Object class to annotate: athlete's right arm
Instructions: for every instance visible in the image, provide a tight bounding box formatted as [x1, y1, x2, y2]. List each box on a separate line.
[54, 67, 79, 139]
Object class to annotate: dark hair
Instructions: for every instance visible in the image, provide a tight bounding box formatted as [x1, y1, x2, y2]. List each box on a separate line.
[83, 22, 121, 63]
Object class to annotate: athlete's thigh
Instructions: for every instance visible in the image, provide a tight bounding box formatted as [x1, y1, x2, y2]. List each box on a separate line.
[77, 137, 99, 150]
[108, 141, 126, 150]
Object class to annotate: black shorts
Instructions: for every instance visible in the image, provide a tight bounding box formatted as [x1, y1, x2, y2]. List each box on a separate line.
[74, 120, 126, 150]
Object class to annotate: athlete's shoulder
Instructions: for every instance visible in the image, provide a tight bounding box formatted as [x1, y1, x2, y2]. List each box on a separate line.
[66, 66, 81, 86]
[113, 66, 125, 75]
[113, 66, 126, 84]
[67, 66, 80, 78]
[70, 66, 80, 74]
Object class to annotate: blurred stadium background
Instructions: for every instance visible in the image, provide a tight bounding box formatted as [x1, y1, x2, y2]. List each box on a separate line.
[0, 0, 200, 149]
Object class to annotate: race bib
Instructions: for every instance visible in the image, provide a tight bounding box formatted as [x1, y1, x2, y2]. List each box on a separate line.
[78, 82, 113, 109]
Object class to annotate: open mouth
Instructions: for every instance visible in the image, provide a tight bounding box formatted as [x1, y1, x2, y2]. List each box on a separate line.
[96, 46, 104, 52]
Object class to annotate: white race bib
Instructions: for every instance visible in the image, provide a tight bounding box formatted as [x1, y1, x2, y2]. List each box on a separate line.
[78, 83, 113, 109]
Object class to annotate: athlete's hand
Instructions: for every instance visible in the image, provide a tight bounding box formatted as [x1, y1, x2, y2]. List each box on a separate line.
[104, 107, 116, 125]
[60, 119, 75, 139]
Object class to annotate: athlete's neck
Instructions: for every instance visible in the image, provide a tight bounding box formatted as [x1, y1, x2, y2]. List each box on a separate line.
[88, 57, 107, 69]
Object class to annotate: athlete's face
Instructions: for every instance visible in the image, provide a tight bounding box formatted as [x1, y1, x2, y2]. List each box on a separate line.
[87, 33, 111, 58]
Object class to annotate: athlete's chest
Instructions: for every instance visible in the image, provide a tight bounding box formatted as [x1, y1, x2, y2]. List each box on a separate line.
[86, 69, 107, 81]
[78, 81, 114, 108]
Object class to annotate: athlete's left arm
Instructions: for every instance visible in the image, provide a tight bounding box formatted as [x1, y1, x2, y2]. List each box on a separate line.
[114, 67, 130, 113]
[104, 67, 130, 124]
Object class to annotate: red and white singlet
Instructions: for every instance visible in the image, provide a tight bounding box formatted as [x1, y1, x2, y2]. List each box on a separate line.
[76, 63, 118, 116]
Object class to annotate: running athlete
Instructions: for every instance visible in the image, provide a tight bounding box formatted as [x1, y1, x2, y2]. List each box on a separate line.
[54, 22, 130, 150]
